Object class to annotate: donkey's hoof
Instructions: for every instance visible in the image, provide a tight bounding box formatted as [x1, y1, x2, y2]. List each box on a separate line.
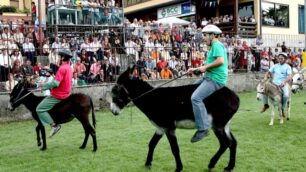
[224, 167, 232, 172]
[79, 145, 86, 149]
[92, 147, 97, 152]
[37, 142, 42, 147]
[208, 168, 215, 172]
[40, 147, 46, 151]
[287, 117, 290, 120]
[144, 164, 151, 169]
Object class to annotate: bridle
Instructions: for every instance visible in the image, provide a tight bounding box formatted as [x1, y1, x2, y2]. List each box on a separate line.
[13, 90, 35, 104]
[116, 72, 189, 102]
[11, 87, 36, 106]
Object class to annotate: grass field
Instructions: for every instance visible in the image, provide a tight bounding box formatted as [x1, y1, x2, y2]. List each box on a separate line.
[1, 91, 306, 172]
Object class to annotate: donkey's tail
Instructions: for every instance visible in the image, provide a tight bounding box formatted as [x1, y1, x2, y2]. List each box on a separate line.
[90, 97, 96, 128]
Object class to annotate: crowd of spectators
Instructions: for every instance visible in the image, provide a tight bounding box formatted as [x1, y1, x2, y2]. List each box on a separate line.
[0, 14, 304, 93]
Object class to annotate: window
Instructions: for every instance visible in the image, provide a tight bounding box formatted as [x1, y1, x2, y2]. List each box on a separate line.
[261, 1, 289, 28]
[239, 2, 254, 17]
[298, 5, 305, 33]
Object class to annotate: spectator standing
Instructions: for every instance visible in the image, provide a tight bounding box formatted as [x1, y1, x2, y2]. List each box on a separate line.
[0, 49, 11, 69]
[51, 37, 61, 53]
[31, 2, 37, 22]
[22, 37, 36, 65]
[13, 27, 24, 49]
[124, 38, 136, 61]
[43, 39, 50, 56]
[281, 41, 287, 53]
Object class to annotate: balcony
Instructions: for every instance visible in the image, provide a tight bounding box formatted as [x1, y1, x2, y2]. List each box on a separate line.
[47, 3, 124, 26]
[217, 21, 257, 38]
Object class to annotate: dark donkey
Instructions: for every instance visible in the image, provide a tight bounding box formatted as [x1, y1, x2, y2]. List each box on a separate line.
[110, 65, 240, 172]
[8, 79, 97, 151]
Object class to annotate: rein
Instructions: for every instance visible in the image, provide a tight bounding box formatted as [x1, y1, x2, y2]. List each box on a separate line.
[13, 89, 37, 104]
[123, 72, 189, 102]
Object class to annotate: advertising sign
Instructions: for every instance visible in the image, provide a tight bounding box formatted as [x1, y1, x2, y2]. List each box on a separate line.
[158, 2, 195, 19]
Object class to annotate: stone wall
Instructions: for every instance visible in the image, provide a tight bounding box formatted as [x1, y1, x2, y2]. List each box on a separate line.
[0, 73, 261, 122]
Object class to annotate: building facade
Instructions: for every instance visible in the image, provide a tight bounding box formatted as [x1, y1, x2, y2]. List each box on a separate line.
[0, 0, 31, 11]
[123, 0, 306, 47]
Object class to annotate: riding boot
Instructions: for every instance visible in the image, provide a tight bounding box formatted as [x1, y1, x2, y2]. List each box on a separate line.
[261, 104, 269, 113]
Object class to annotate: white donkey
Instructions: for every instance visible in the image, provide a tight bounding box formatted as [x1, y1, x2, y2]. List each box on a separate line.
[291, 68, 306, 93]
[256, 80, 291, 126]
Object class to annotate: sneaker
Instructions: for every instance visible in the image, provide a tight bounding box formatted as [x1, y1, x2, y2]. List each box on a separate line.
[260, 104, 269, 113]
[49, 124, 61, 138]
[191, 130, 209, 143]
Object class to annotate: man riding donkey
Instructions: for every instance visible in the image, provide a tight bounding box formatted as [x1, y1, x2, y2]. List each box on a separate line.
[187, 24, 228, 143]
[36, 49, 73, 137]
[261, 52, 292, 117]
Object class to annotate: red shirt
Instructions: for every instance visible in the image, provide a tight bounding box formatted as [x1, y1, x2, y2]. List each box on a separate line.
[51, 62, 72, 99]
[32, 5, 36, 14]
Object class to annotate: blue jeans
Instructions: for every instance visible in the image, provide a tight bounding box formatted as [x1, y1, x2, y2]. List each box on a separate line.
[191, 77, 224, 131]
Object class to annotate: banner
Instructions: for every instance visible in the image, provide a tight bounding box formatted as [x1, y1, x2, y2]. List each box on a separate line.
[302, 52, 306, 68]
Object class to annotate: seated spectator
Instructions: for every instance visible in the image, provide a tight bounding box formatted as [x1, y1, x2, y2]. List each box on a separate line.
[149, 68, 160, 80]
[223, 15, 230, 23]
[145, 57, 156, 71]
[201, 17, 208, 26]
[72, 72, 80, 86]
[136, 56, 146, 74]
[37, 68, 54, 96]
[88, 57, 102, 83]
[10, 49, 22, 66]
[157, 57, 167, 72]
[260, 56, 269, 72]
[21, 59, 34, 76]
[141, 73, 148, 80]
[160, 66, 173, 79]
[5, 73, 17, 92]
[80, 48, 90, 75]
[11, 59, 22, 79]
[249, 15, 256, 23]
[74, 57, 87, 81]
[33, 62, 44, 75]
